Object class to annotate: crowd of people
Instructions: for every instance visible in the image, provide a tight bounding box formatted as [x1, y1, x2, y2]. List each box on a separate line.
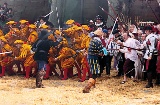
[0, 14, 159, 93]
[0, 3, 13, 26]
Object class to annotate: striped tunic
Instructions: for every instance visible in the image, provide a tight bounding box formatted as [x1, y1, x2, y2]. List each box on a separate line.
[88, 37, 103, 74]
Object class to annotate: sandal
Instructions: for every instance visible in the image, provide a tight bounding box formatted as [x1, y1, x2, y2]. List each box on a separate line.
[121, 81, 126, 84]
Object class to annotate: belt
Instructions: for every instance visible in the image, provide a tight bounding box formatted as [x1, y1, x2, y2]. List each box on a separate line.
[39, 50, 46, 53]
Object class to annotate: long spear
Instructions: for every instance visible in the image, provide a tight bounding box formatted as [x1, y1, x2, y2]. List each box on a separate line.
[0, 51, 12, 55]
[107, 0, 117, 16]
[107, 0, 128, 28]
[44, 11, 53, 18]
[99, 6, 115, 22]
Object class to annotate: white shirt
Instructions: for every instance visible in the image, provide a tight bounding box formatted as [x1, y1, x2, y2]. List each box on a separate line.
[119, 38, 138, 62]
[108, 40, 120, 56]
[143, 33, 158, 59]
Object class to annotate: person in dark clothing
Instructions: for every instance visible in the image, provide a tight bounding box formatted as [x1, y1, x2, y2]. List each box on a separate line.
[32, 30, 58, 88]
[99, 29, 108, 76]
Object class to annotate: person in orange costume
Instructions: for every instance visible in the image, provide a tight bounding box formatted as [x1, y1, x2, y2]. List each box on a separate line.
[54, 39, 77, 80]
[4, 21, 20, 45]
[27, 24, 38, 45]
[14, 40, 36, 78]
[0, 36, 15, 77]
[54, 30, 72, 78]
[19, 20, 29, 42]
[44, 46, 61, 79]
[63, 21, 80, 47]
[78, 25, 92, 82]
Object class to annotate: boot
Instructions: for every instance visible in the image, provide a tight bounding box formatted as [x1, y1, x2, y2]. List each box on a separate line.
[25, 66, 31, 79]
[44, 64, 50, 79]
[145, 72, 153, 88]
[36, 70, 46, 88]
[61, 68, 68, 80]
[68, 67, 73, 78]
[145, 83, 153, 88]
[0, 66, 6, 77]
[83, 78, 95, 93]
[155, 73, 160, 85]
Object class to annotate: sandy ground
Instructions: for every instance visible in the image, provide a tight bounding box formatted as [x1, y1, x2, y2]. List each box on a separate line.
[0, 70, 160, 105]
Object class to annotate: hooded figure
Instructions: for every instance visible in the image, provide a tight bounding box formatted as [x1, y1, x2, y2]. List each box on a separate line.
[32, 30, 55, 88]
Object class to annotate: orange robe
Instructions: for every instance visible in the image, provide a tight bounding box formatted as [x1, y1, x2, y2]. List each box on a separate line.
[5, 28, 21, 45]
[0, 44, 13, 67]
[27, 31, 38, 44]
[19, 26, 29, 41]
[57, 47, 76, 69]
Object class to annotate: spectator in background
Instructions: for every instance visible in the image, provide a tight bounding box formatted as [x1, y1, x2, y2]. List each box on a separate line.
[88, 20, 96, 32]
[3, 3, 9, 14]
[6, 8, 13, 21]
[0, 7, 5, 22]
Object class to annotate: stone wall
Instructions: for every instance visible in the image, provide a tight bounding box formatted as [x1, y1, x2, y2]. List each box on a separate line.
[49, 0, 109, 27]
[0, 0, 51, 22]
[0, 0, 159, 27]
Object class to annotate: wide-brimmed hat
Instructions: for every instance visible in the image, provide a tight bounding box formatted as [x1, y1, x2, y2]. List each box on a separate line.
[94, 29, 104, 36]
[75, 27, 83, 31]
[82, 25, 90, 31]
[6, 21, 17, 25]
[54, 30, 61, 35]
[19, 20, 29, 24]
[40, 24, 49, 29]
[66, 19, 75, 25]
[28, 24, 37, 29]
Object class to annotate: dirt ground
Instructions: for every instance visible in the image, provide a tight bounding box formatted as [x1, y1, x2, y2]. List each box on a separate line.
[0, 70, 160, 105]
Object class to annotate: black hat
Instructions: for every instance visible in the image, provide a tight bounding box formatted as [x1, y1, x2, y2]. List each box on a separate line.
[4, 2, 8, 5]
[95, 15, 103, 21]
[112, 30, 120, 34]
[144, 26, 152, 30]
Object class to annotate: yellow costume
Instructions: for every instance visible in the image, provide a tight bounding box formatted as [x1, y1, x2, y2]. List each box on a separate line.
[57, 47, 76, 69]
[0, 36, 14, 77]
[14, 40, 36, 78]
[79, 25, 91, 82]
[19, 20, 29, 41]
[63, 25, 79, 39]
[0, 44, 13, 66]
[28, 24, 38, 45]
[5, 21, 20, 45]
